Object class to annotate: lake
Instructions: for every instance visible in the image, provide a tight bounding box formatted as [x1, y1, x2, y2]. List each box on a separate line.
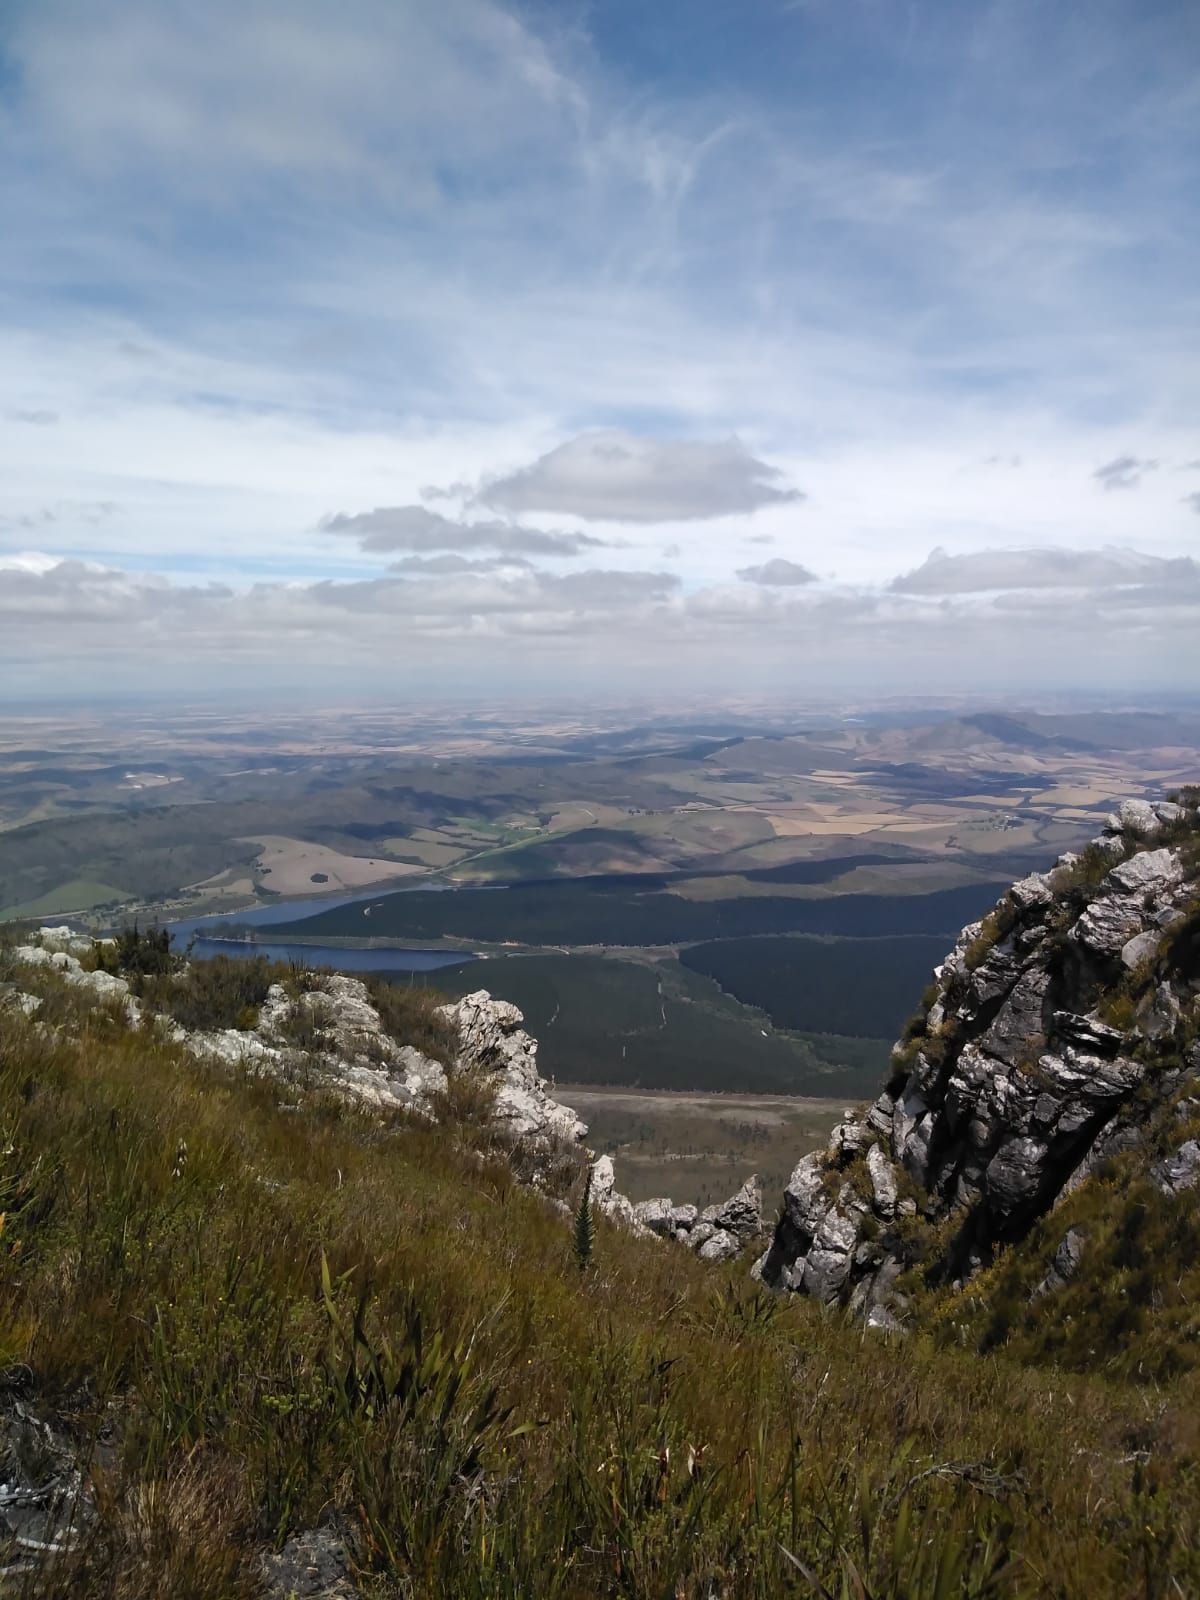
[167, 894, 475, 975]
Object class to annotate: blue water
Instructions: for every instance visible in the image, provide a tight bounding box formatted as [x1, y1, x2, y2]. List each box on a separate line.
[183, 936, 472, 974]
[168, 892, 372, 943]
[167, 893, 476, 975]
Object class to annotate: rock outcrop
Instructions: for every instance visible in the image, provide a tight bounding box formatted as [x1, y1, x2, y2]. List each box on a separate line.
[5, 937, 585, 1167]
[592, 1159, 764, 1258]
[6, 930, 768, 1253]
[450, 990, 586, 1144]
[760, 794, 1200, 1322]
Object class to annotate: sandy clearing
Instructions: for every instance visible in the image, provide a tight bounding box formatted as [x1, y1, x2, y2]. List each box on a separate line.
[240, 835, 425, 896]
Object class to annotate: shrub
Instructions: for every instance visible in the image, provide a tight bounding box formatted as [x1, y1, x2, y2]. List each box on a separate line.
[98, 923, 177, 980]
[363, 976, 458, 1064]
[139, 955, 276, 1033]
[962, 902, 1019, 972]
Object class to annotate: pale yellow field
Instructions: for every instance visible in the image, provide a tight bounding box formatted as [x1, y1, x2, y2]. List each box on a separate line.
[240, 835, 425, 895]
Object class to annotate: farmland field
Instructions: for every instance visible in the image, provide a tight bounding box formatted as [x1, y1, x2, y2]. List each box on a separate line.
[4, 700, 1196, 1105]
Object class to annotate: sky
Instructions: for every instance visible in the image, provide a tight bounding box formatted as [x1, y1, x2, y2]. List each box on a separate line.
[0, 0, 1197, 702]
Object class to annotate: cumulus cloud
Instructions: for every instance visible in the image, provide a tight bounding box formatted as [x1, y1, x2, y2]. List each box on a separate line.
[1093, 455, 1158, 491]
[321, 504, 604, 556]
[0, 558, 230, 622]
[1183, 492, 1200, 516]
[735, 557, 817, 586]
[477, 431, 804, 522]
[889, 545, 1199, 595]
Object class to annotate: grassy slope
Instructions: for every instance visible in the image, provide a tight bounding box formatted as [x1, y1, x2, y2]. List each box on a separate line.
[1, 969, 1199, 1595]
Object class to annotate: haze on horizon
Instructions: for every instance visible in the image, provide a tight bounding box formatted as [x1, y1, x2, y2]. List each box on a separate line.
[0, 0, 1197, 702]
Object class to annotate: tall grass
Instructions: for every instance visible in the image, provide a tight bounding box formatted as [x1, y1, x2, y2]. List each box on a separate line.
[0, 978, 1199, 1595]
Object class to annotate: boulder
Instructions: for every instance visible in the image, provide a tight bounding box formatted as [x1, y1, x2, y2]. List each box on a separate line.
[1032, 1228, 1087, 1299]
[1108, 847, 1183, 899]
[1156, 1140, 1200, 1196]
[1072, 895, 1148, 959]
[700, 1176, 762, 1242]
[632, 1198, 677, 1237]
[697, 1230, 742, 1263]
[445, 991, 586, 1144]
[866, 1143, 898, 1219]
[1106, 798, 1160, 837]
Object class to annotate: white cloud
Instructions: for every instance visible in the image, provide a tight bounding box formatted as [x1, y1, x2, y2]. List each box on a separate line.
[386, 553, 534, 575]
[0, 0, 1197, 700]
[321, 505, 605, 556]
[890, 545, 1200, 595]
[478, 432, 804, 522]
[736, 557, 817, 586]
[10, 0, 583, 198]
[2, 552, 1195, 701]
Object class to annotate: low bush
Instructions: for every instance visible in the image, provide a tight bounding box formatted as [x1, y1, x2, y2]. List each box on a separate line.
[364, 974, 459, 1064]
[138, 954, 277, 1032]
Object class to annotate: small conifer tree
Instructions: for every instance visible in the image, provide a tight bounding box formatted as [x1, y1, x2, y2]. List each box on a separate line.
[572, 1168, 595, 1271]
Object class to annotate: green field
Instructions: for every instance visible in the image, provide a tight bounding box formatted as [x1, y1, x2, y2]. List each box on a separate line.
[0, 876, 131, 922]
[416, 952, 887, 1096]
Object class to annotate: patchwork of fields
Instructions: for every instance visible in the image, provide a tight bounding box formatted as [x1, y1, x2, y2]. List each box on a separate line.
[4, 702, 1196, 1129]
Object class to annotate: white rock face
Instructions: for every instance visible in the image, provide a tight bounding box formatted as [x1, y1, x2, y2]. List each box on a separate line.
[446, 990, 586, 1144]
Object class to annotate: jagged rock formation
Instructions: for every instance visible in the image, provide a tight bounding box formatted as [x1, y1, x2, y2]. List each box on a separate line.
[452, 990, 586, 1144]
[590, 1159, 764, 1258]
[760, 794, 1200, 1325]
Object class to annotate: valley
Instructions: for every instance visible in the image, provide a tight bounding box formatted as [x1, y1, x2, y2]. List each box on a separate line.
[3, 701, 1198, 1137]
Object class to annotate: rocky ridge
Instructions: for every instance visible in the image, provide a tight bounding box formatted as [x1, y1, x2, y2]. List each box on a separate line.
[759, 793, 1200, 1326]
[4, 935, 582, 1155]
[3, 932, 761, 1253]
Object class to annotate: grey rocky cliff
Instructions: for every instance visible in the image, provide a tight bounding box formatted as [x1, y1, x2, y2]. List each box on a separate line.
[760, 795, 1200, 1320]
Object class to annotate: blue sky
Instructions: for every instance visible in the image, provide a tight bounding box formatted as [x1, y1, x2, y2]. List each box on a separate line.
[0, 0, 1197, 698]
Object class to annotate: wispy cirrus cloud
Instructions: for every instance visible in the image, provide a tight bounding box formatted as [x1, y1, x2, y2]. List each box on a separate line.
[0, 0, 1197, 699]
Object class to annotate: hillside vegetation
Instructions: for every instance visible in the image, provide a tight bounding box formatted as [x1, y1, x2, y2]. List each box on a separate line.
[1, 938, 1200, 1595]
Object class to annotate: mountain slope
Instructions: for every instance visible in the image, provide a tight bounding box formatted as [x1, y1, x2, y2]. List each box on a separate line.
[2, 917, 1200, 1593]
[760, 792, 1200, 1376]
